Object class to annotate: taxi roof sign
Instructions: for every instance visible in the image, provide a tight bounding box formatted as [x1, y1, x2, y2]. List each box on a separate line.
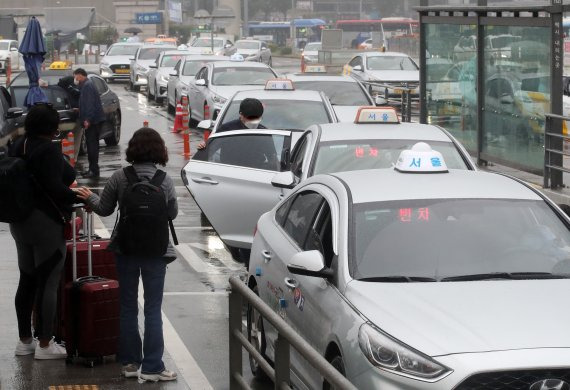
[304, 65, 326, 73]
[230, 53, 245, 61]
[355, 107, 399, 124]
[265, 79, 295, 90]
[394, 142, 448, 173]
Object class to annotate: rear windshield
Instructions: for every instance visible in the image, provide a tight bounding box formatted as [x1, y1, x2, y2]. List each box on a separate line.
[212, 67, 275, 85]
[192, 38, 223, 48]
[139, 47, 173, 60]
[183, 59, 222, 76]
[161, 54, 185, 67]
[107, 45, 139, 56]
[366, 56, 418, 71]
[294, 80, 370, 106]
[236, 41, 260, 50]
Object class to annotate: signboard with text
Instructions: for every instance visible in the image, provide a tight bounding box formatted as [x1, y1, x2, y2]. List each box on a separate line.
[168, 0, 183, 24]
[136, 12, 162, 24]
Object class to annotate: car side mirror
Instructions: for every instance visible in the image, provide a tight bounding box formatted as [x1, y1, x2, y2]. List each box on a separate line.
[352, 65, 363, 72]
[129, 57, 135, 61]
[149, 64, 157, 69]
[197, 119, 214, 130]
[271, 171, 297, 189]
[225, 43, 233, 48]
[100, 53, 105, 57]
[375, 96, 388, 106]
[10, 47, 18, 52]
[170, 71, 178, 77]
[6, 107, 23, 119]
[287, 250, 333, 278]
[195, 79, 207, 86]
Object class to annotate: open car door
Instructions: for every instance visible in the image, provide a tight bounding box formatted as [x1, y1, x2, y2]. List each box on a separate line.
[182, 129, 295, 252]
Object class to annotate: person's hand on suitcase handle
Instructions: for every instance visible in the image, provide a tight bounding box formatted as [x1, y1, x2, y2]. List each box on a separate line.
[75, 187, 92, 200]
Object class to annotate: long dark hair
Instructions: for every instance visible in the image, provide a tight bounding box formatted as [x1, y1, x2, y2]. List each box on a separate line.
[125, 127, 168, 166]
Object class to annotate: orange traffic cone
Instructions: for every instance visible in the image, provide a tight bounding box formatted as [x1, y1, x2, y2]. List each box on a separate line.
[67, 131, 75, 167]
[172, 100, 184, 133]
[61, 134, 75, 167]
[180, 96, 191, 158]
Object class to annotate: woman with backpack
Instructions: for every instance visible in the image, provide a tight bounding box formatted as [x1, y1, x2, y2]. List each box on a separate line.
[75, 127, 178, 382]
[9, 104, 78, 359]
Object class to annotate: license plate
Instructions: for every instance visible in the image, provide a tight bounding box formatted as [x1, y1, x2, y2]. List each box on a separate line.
[115, 69, 129, 74]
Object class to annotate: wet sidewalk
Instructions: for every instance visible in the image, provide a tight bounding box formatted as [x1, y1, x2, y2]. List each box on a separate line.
[0, 224, 190, 390]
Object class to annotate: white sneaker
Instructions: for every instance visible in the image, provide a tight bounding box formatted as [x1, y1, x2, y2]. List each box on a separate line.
[138, 369, 177, 382]
[121, 364, 139, 378]
[34, 339, 67, 360]
[15, 339, 38, 356]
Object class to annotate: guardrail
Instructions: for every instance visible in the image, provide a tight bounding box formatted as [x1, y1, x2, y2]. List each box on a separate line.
[361, 80, 419, 122]
[228, 276, 357, 390]
[544, 113, 569, 188]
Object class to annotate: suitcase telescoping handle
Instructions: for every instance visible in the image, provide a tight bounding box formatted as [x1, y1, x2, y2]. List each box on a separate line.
[70, 203, 93, 281]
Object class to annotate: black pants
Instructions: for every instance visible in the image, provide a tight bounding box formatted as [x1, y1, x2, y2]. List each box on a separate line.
[85, 122, 102, 175]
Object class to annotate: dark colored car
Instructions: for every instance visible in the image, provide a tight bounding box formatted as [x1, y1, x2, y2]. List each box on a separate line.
[0, 86, 24, 157]
[8, 70, 121, 154]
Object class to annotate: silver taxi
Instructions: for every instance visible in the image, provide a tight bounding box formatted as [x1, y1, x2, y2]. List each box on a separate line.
[146, 50, 189, 103]
[247, 144, 570, 389]
[182, 107, 474, 259]
[99, 42, 141, 82]
[187, 56, 277, 122]
[129, 44, 176, 91]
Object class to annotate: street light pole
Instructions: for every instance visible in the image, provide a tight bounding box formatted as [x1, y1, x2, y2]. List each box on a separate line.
[243, 0, 248, 38]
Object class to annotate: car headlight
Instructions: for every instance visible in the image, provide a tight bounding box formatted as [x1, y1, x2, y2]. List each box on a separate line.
[358, 323, 451, 381]
[136, 64, 147, 73]
[212, 94, 227, 105]
[181, 85, 189, 92]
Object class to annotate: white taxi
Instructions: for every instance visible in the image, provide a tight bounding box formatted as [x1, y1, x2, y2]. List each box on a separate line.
[247, 144, 570, 389]
[182, 107, 474, 261]
[186, 55, 278, 122]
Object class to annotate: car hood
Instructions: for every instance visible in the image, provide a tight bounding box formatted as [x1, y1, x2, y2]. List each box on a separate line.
[101, 55, 132, 66]
[303, 50, 318, 57]
[209, 84, 264, 98]
[179, 75, 196, 86]
[366, 70, 419, 82]
[345, 279, 570, 357]
[157, 67, 174, 76]
[237, 49, 259, 56]
[331, 105, 360, 122]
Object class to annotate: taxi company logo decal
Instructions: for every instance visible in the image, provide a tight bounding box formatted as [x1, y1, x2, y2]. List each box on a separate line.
[293, 288, 305, 311]
[529, 379, 570, 390]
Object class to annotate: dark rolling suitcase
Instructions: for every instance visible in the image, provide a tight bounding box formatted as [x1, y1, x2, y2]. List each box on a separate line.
[64, 209, 120, 366]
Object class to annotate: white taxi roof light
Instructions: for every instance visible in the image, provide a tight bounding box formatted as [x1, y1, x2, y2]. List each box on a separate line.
[265, 79, 295, 90]
[394, 142, 448, 173]
[355, 107, 399, 124]
[304, 65, 326, 73]
[230, 53, 245, 61]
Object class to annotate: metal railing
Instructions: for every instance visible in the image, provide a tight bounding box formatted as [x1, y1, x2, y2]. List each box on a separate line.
[228, 276, 357, 390]
[544, 113, 569, 188]
[361, 80, 419, 122]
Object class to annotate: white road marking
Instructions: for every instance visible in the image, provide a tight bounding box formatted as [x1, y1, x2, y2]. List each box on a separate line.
[93, 213, 214, 390]
[172, 226, 214, 231]
[164, 291, 228, 296]
[175, 243, 213, 273]
[138, 284, 213, 390]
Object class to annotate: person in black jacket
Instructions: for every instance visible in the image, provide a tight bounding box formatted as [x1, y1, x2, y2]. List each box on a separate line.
[74, 68, 105, 178]
[57, 76, 82, 160]
[9, 104, 79, 359]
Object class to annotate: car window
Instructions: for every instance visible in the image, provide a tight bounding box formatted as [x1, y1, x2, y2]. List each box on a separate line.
[366, 56, 418, 71]
[294, 80, 371, 106]
[349, 57, 362, 67]
[236, 41, 260, 50]
[283, 191, 324, 248]
[161, 54, 185, 67]
[107, 45, 139, 56]
[220, 99, 330, 131]
[290, 134, 309, 177]
[313, 139, 469, 175]
[206, 133, 287, 171]
[49, 87, 71, 110]
[0, 42, 9, 50]
[276, 196, 294, 227]
[211, 67, 275, 86]
[304, 201, 334, 267]
[90, 77, 108, 94]
[10, 41, 17, 50]
[138, 47, 173, 60]
[183, 60, 223, 76]
[174, 60, 181, 72]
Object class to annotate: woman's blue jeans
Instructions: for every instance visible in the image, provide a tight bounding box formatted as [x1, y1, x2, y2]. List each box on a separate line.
[116, 255, 167, 374]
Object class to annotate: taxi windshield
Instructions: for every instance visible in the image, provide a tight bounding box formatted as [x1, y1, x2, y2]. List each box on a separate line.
[352, 199, 570, 281]
[192, 38, 223, 48]
[366, 56, 418, 71]
[106, 45, 139, 56]
[183, 60, 220, 76]
[314, 140, 468, 175]
[236, 41, 260, 50]
[212, 67, 276, 85]
[294, 80, 370, 105]
[139, 47, 173, 60]
[0, 42, 9, 50]
[161, 54, 184, 67]
[221, 99, 330, 130]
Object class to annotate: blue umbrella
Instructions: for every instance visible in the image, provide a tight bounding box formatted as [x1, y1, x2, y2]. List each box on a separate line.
[19, 16, 48, 107]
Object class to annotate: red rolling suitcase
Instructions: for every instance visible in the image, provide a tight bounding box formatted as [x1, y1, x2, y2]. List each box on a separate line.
[63, 209, 120, 366]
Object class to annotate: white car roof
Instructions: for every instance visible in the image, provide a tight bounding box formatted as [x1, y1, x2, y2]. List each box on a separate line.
[163, 50, 191, 55]
[316, 122, 453, 143]
[184, 55, 229, 61]
[286, 74, 360, 83]
[232, 89, 324, 102]
[140, 44, 177, 49]
[332, 169, 541, 204]
[360, 51, 411, 58]
[212, 61, 273, 69]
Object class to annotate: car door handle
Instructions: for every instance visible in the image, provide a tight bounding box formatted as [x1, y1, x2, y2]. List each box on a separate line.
[261, 250, 272, 262]
[284, 277, 298, 290]
[191, 177, 219, 185]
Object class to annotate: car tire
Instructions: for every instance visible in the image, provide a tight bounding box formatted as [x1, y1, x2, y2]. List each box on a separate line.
[168, 101, 175, 114]
[104, 111, 121, 146]
[323, 355, 346, 390]
[154, 83, 163, 104]
[247, 284, 270, 381]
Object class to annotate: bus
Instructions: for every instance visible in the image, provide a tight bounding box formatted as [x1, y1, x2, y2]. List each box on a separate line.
[335, 17, 418, 48]
[247, 19, 326, 48]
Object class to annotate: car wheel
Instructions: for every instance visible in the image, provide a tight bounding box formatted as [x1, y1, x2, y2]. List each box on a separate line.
[323, 355, 346, 390]
[147, 82, 154, 100]
[154, 83, 163, 104]
[104, 111, 121, 146]
[247, 284, 270, 381]
[128, 80, 134, 91]
[79, 132, 88, 156]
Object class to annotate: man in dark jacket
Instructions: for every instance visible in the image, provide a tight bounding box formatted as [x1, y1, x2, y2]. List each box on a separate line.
[74, 68, 105, 178]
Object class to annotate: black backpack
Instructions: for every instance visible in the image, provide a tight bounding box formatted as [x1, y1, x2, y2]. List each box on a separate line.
[118, 166, 176, 257]
[0, 139, 45, 223]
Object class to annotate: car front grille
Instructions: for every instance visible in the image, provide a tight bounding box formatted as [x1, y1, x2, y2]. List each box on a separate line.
[110, 64, 129, 72]
[456, 369, 570, 390]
